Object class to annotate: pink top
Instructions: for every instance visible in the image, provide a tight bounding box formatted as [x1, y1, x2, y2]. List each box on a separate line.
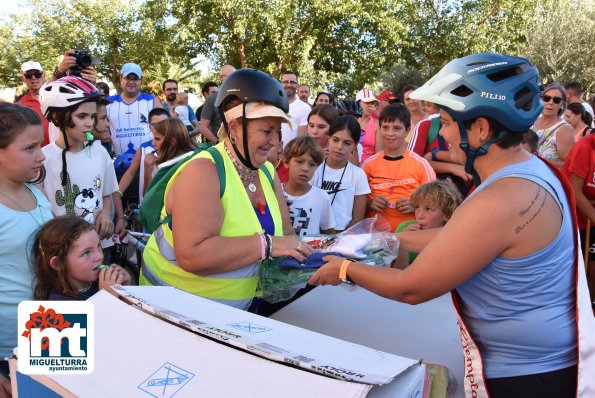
[360, 116, 376, 163]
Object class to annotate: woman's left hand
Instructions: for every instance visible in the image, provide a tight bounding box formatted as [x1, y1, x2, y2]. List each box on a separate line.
[308, 255, 344, 286]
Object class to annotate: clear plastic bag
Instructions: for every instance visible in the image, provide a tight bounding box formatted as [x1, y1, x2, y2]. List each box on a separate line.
[259, 216, 400, 303]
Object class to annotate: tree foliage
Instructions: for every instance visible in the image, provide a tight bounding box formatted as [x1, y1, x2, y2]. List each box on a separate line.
[522, 0, 595, 95]
[165, 0, 408, 96]
[0, 0, 191, 91]
[0, 0, 591, 100]
[397, 0, 537, 76]
[380, 64, 424, 100]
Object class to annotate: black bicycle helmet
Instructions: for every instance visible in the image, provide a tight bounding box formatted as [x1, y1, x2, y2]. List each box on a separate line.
[215, 69, 288, 170]
[336, 99, 363, 118]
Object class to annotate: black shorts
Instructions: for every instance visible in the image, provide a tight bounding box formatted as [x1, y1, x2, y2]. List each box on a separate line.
[486, 365, 577, 398]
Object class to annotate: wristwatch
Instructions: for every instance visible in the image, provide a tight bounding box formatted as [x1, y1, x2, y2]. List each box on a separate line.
[431, 147, 439, 161]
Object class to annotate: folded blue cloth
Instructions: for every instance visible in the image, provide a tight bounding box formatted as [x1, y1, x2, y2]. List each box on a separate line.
[278, 252, 343, 269]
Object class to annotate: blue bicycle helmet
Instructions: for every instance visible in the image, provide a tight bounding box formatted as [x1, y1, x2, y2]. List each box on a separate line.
[410, 53, 543, 132]
[410, 53, 543, 179]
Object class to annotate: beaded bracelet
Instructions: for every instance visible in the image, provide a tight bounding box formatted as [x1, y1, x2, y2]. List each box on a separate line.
[264, 234, 273, 260]
[53, 68, 66, 80]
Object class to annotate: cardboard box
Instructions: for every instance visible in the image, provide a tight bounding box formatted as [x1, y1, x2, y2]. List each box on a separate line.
[12, 286, 424, 397]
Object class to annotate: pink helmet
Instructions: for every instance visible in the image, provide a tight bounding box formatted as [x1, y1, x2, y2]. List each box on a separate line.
[40, 76, 101, 117]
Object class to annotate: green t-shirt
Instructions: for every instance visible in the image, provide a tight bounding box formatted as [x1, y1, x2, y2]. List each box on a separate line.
[396, 219, 418, 264]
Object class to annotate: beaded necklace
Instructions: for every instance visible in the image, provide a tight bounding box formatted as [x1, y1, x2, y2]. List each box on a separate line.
[224, 142, 258, 192]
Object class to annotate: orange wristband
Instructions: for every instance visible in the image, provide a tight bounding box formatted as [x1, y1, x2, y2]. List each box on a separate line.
[339, 260, 352, 283]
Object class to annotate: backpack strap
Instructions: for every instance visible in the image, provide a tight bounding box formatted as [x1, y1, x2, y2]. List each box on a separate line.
[260, 162, 274, 188]
[206, 146, 226, 198]
[426, 116, 441, 150]
[160, 146, 274, 226]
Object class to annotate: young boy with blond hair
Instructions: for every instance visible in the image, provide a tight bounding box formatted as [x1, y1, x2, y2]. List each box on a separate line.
[393, 180, 462, 268]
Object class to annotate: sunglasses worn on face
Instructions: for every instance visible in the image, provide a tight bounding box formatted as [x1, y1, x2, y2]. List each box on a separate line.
[543, 95, 563, 104]
[24, 71, 43, 79]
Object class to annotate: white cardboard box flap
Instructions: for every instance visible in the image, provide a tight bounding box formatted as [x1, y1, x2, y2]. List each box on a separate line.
[39, 289, 372, 398]
[108, 285, 419, 385]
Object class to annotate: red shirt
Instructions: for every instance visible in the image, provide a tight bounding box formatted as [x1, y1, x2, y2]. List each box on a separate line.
[407, 116, 440, 157]
[276, 161, 289, 183]
[563, 134, 595, 229]
[17, 91, 49, 146]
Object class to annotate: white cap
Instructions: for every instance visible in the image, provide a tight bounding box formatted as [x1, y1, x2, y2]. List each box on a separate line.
[21, 61, 43, 73]
[355, 88, 377, 103]
[224, 102, 293, 128]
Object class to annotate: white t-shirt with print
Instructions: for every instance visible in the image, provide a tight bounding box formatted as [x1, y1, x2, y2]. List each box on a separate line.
[310, 161, 371, 230]
[42, 141, 119, 246]
[281, 98, 311, 148]
[285, 185, 335, 237]
[107, 92, 156, 156]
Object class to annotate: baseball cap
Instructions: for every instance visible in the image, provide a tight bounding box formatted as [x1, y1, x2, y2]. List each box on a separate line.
[355, 88, 377, 103]
[377, 90, 396, 101]
[120, 63, 142, 78]
[224, 102, 293, 128]
[21, 61, 43, 73]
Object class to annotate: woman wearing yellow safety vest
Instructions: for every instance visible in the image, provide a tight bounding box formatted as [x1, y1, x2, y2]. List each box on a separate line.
[141, 69, 313, 310]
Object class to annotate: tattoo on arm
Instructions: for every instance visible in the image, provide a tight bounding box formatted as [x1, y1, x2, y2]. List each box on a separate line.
[519, 186, 541, 217]
[515, 187, 547, 234]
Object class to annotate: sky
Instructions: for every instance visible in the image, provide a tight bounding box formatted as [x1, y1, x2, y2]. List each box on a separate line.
[0, 2, 26, 21]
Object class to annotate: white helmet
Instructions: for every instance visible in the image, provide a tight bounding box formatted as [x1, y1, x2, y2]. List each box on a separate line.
[40, 76, 101, 117]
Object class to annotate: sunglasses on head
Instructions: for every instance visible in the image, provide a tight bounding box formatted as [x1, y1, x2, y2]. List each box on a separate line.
[542, 95, 563, 104]
[23, 71, 43, 79]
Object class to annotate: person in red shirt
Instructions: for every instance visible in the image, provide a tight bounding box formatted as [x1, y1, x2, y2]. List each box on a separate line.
[563, 134, 595, 271]
[16, 61, 50, 146]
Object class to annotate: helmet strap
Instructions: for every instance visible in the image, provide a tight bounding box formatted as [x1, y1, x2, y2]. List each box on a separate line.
[457, 120, 507, 185]
[229, 102, 258, 170]
[59, 119, 70, 187]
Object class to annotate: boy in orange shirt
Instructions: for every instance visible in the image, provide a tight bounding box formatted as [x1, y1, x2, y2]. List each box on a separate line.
[362, 104, 436, 231]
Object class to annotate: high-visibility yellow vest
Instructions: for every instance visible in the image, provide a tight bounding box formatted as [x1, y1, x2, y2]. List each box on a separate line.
[140, 142, 283, 309]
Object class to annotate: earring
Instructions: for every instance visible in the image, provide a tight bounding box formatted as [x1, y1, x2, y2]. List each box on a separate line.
[230, 135, 237, 145]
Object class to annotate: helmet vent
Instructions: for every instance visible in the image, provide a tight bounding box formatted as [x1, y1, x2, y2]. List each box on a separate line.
[486, 67, 522, 82]
[278, 90, 284, 97]
[450, 85, 473, 97]
[467, 62, 488, 67]
[514, 87, 535, 111]
[59, 86, 76, 94]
